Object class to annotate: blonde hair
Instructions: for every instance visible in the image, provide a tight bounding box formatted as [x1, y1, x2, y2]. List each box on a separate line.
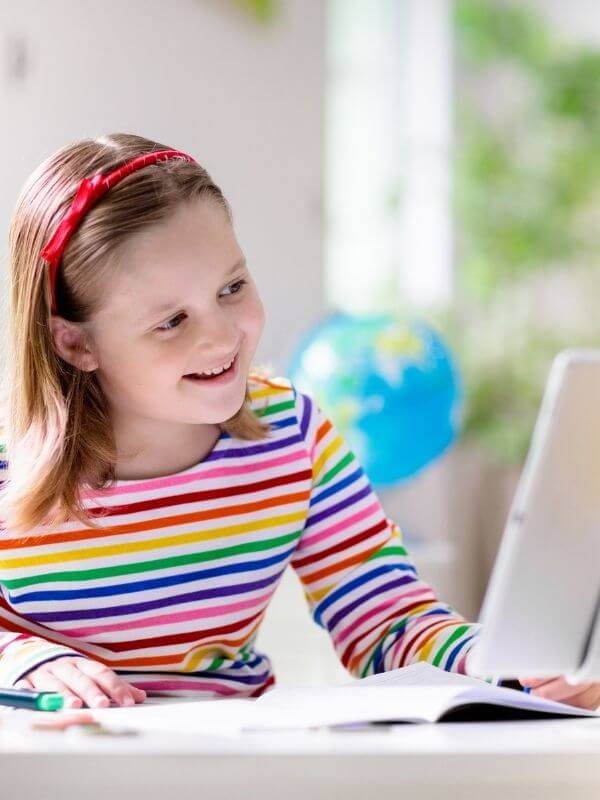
[0, 132, 271, 534]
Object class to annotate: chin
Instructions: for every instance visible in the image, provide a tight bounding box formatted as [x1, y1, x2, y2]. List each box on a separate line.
[199, 392, 247, 423]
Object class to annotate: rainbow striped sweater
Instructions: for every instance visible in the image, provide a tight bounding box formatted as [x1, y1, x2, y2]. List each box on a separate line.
[0, 376, 488, 696]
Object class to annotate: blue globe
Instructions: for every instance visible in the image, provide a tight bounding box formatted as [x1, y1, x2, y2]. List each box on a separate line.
[288, 312, 463, 487]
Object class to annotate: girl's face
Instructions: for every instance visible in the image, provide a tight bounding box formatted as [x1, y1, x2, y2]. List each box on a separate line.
[82, 197, 265, 431]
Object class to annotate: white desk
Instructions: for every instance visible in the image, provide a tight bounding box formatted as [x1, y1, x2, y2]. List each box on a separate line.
[2, 714, 600, 800]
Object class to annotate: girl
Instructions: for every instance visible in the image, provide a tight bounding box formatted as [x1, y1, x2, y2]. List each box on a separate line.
[0, 133, 597, 712]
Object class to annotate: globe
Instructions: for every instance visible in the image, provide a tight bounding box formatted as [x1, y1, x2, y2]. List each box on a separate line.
[288, 311, 463, 487]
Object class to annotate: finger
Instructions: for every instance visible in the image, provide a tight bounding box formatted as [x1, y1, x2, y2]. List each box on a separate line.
[532, 677, 595, 702]
[558, 686, 600, 711]
[26, 671, 84, 709]
[49, 661, 111, 708]
[127, 684, 147, 702]
[518, 676, 561, 688]
[78, 660, 147, 701]
[546, 681, 596, 703]
[13, 678, 33, 690]
[74, 660, 134, 706]
[74, 659, 144, 706]
[117, 678, 147, 700]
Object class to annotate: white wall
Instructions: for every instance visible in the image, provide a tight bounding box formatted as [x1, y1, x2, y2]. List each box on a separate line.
[0, 0, 325, 370]
[528, 0, 600, 44]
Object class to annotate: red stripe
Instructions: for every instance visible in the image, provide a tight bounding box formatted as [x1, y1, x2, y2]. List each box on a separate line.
[293, 518, 387, 569]
[340, 600, 430, 667]
[99, 610, 265, 652]
[0, 480, 312, 549]
[250, 673, 276, 697]
[396, 615, 454, 665]
[93, 469, 313, 518]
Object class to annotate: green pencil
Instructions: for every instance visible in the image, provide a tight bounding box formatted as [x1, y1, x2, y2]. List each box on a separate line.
[0, 687, 64, 711]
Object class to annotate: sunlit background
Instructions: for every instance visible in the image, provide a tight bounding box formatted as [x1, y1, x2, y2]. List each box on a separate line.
[1, 0, 599, 684]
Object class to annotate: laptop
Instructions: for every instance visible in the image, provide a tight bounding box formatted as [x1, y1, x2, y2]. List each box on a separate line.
[466, 349, 600, 682]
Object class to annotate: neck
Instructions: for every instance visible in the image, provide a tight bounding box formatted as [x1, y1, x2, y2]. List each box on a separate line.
[112, 419, 222, 481]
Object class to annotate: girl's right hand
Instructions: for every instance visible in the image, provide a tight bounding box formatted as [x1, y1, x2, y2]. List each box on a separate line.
[13, 656, 147, 708]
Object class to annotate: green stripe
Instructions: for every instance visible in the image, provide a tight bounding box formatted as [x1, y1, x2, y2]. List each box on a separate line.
[366, 545, 409, 561]
[358, 618, 409, 678]
[315, 451, 354, 487]
[359, 651, 377, 678]
[431, 624, 470, 667]
[254, 400, 295, 418]
[206, 655, 226, 671]
[361, 621, 470, 677]
[1, 530, 301, 589]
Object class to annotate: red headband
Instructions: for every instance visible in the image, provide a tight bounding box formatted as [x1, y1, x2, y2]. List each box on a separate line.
[40, 149, 196, 314]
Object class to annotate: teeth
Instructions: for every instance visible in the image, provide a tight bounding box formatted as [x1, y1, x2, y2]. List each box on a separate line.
[198, 356, 234, 377]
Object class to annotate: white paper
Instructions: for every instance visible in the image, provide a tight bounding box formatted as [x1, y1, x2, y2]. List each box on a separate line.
[86, 662, 600, 735]
[341, 661, 493, 689]
[91, 695, 256, 735]
[253, 663, 599, 728]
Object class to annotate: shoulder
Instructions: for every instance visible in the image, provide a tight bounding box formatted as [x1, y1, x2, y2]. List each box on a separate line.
[247, 372, 316, 410]
[247, 372, 320, 440]
[247, 371, 296, 405]
[248, 370, 314, 419]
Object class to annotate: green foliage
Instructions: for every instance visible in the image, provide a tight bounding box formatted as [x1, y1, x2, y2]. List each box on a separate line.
[454, 0, 551, 68]
[233, 0, 278, 23]
[447, 0, 600, 465]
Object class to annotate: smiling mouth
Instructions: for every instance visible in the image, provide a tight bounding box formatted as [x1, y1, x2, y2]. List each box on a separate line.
[183, 353, 238, 380]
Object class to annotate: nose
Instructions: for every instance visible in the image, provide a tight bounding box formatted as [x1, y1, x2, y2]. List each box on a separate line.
[194, 317, 241, 362]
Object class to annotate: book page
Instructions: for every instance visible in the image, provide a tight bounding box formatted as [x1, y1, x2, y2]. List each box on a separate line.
[252, 685, 461, 727]
[91, 696, 257, 735]
[452, 684, 600, 719]
[251, 663, 600, 729]
[342, 661, 495, 689]
[79, 664, 600, 734]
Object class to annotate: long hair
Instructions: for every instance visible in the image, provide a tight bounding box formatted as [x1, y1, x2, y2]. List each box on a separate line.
[0, 132, 271, 534]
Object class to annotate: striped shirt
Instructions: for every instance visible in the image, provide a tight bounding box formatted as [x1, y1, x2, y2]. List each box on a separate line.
[0, 375, 488, 696]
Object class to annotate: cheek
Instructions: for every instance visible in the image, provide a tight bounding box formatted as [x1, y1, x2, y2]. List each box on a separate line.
[101, 335, 177, 382]
[244, 292, 265, 339]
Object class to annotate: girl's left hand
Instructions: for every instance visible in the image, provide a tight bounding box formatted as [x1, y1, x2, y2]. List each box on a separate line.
[518, 676, 600, 710]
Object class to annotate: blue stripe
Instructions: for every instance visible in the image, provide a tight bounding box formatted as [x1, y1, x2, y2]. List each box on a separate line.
[327, 574, 416, 630]
[298, 391, 311, 440]
[310, 466, 364, 508]
[7, 548, 293, 604]
[445, 632, 477, 671]
[30, 571, 284, 623]
[305, 483, 372, 527]
[312, 564, 415, 627]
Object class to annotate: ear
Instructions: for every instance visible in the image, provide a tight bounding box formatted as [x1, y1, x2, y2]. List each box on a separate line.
[49, 316, 98, 372]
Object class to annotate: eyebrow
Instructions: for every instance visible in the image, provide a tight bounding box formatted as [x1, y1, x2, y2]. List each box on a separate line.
[140, 257, 247, 320]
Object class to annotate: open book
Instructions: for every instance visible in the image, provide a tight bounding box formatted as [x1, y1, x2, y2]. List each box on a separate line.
[87, 662, 600, 735]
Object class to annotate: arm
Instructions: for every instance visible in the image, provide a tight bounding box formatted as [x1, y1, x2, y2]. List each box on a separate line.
[290, 389, 496, 682]
[0, 593, 90, 686]
[0, 627, 90, 687]
[0, 446, 93, 687]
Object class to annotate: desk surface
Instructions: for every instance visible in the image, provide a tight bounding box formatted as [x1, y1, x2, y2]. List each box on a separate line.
[2, 714, 600, 800]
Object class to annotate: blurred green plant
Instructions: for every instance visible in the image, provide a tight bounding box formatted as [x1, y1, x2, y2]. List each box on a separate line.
[446, 0, 600, 465]
[233, 0, 278, 23]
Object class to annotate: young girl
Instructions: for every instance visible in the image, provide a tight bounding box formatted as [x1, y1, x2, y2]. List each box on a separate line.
[0, 133, 597, 712]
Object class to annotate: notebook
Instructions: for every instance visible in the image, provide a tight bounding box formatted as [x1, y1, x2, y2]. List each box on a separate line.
[86, 662, 600, 734]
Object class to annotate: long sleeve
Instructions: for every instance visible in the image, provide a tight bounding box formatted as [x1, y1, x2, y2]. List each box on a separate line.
[0, 629, 89, 686]
[290, 389, 492, 681]
[0, 447, 89, 687]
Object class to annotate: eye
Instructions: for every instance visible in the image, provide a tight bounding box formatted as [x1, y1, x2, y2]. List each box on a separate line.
[156, 312, 186, 333]
[154, 280, 247, 333]
[220, 278, 247, 297]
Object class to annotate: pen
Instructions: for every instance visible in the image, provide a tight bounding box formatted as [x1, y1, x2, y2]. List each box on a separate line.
[0, 687, 64, 711]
